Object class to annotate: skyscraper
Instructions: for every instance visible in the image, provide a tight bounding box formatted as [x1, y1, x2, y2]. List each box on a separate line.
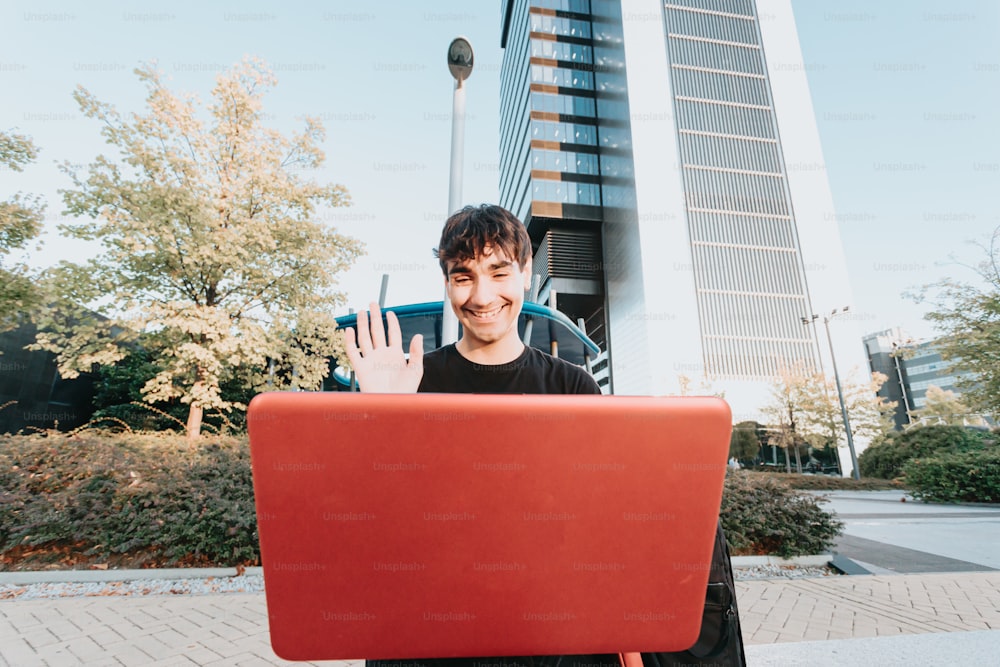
[499, 0, 869, 452]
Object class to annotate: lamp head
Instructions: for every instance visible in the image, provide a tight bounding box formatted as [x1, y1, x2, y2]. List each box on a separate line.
[448, 37, 474, 82]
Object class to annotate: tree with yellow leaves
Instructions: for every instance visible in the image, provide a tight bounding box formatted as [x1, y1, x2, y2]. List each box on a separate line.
[34, 58, 362, 439]
[0, 130, 45, 333]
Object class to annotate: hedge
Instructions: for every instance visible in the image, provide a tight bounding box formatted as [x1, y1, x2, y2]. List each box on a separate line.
[858, 425, 993, 480]
[0, 432, 257, 566]
[1, 433, 845, 568]
[903, 449, 1000, 504]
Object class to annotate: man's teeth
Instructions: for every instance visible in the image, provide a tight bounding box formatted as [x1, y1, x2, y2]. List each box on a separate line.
[470, 306, 503, 319]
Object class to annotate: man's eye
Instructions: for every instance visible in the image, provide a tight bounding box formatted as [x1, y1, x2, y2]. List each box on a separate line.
[494, 273, 508, 279]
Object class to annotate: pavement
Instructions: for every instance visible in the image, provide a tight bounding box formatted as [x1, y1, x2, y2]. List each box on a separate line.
[1, 490, 999, 666]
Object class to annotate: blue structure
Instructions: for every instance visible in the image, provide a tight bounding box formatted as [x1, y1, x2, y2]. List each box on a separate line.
[325, 301, 604, 391]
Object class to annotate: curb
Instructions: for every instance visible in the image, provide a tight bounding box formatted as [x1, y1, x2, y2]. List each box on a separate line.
[1, 557, 834, 585]
[731, 554, 831, 568]
[0, 566, 264, 586]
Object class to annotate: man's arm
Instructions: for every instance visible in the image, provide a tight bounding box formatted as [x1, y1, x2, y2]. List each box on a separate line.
[344, 302, 424, 393]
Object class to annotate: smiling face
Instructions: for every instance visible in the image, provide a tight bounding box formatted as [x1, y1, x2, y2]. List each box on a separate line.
[445, 245, 531, 362]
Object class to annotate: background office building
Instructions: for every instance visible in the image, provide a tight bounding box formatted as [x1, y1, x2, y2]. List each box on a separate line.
[864, 328, 981, 429]
[498, 0, 869, 436]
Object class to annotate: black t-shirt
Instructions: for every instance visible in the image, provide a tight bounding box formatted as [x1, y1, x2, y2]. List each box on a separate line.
[418, 343, 601, 395]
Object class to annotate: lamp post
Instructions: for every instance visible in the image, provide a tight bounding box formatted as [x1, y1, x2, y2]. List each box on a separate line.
[802, 307, 860, 479]
[801, 313, 837, 475]
[442, 37, 474, 345]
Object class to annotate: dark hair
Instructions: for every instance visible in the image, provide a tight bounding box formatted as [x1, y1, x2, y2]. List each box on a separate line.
[434, 204, 531, 275]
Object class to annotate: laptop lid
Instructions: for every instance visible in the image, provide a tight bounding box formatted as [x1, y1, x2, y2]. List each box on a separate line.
[248, 392, 731, 661]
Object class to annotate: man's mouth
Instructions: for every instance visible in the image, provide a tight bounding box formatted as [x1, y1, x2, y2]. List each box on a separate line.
[466, 304, 505, 320]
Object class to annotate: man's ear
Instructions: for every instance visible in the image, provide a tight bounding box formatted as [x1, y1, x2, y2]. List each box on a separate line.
[521, 256, 533, 288]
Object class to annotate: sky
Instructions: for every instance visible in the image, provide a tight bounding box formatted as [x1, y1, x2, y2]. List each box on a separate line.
[2, 0, 998, 344]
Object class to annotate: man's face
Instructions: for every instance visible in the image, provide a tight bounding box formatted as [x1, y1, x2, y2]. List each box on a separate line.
[445, 245, 531, 350]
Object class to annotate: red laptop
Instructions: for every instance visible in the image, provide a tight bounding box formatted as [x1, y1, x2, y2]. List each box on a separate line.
[248, 392, 731, 661]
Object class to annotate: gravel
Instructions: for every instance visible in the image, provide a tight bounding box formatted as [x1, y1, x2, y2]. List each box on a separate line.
[0, 573, 266, 600]
[0, 564, 837, 601]
[735, 564, 838, 580]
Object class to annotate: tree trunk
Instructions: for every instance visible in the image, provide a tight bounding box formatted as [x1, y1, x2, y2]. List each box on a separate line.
[793, 444, 803, 474]
[783, 446, 791, 473]
[186, 404, 203, 442]
[186, 366, 207, 442]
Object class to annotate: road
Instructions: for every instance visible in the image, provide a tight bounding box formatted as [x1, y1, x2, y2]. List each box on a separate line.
[813, 489, 1000, 573]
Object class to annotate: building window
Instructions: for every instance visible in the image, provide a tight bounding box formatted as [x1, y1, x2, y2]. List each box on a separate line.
[530, 91, 596, 117]
[531, 64, 595, 90]
[532, 180, 600, 205]
[531, 39, 593, 63]
[531, 119, 598, 145]
[530, 14, 592, 39]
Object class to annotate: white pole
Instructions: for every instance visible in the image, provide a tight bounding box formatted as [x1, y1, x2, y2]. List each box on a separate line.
[442, 77, 467, 345]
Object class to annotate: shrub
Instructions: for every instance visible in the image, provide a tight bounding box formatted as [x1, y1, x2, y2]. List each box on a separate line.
[904, 449, 1000, 503]
[720, 471, 843, 558]
[751, 471, 903, 491]
[858, 425, 993, 479]
[2, 432, 848, 569]
[0, 432, 258, 567]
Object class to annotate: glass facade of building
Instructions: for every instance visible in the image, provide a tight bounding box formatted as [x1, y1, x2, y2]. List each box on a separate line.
[501, 0, 610, 367]
[663, 0, 817, 379]
[500, 0, 603, 221]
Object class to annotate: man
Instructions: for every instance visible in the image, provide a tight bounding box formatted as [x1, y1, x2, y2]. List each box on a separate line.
[345, 203, 599, 397]
[345, 204, 743, 667]
[346, 204, 612, 667]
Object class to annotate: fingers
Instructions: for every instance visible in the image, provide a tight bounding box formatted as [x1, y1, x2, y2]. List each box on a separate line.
[355, 309, 372, 356]
[408, 334, 424, 376]
[386, 310, 402, 349]
[344, 326, 360, 366]
[368, 301, 386, 349]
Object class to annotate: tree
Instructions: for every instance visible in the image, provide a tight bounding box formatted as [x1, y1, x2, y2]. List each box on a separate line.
[761, 365, 814, 473]
[0, 130, 45, 332]
[762, 364, 895, 475]
[915, 226, 1000, 419]
[33, 58, 363, 439]
[730, 420, 763, 462]
[909, 385, 987, 427]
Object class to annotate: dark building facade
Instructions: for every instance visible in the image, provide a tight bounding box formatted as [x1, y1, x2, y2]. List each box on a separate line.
[0, 321, 95, 433]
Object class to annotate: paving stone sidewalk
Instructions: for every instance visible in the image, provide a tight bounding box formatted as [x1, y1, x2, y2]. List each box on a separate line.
[736, 571, 1000, 644]
[2, 572, 1000, 666]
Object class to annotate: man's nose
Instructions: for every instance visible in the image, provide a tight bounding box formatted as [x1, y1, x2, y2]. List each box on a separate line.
[468, 278, 497, 305]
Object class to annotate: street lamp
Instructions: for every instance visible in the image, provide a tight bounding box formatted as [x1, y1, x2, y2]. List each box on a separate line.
[802, 307, 860, 479]
[802, 306, 861, 479]
[442, 37, 474, 345]
[801, 313, 836, 475]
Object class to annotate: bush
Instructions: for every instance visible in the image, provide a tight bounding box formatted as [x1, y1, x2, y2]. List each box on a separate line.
[751, 471, 903, 491]
[720, 471, 844, 558]
[858, 425, 993, 479]
[1, 433, 848, 569]
[0, 431, 258, 567]
[903, 449, 1000, 503]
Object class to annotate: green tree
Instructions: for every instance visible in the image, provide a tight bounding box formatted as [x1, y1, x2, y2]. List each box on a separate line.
[914, 226, 1000, 420]
[0, 130, 45, 332]
[33, 58, 363, 439]
[730, 420, 763, 462]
